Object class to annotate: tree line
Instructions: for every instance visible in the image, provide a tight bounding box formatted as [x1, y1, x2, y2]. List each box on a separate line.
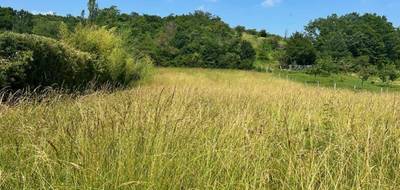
[2, 1, 400, 89]
[284, 13, 400, 84]
[0, 5, 257, 70]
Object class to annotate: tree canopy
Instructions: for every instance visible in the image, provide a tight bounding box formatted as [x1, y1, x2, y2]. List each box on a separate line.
[92, 9, 257, 69]
[306, 13, 400, 67]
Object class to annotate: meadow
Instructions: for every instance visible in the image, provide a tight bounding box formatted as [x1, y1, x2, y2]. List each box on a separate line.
[1, 68, 400, 189]
[272, 70, 400, 93]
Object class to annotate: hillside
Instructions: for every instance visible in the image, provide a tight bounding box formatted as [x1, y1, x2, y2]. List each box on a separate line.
[241, 33, 286, 69]
[2, 68, 400, 189]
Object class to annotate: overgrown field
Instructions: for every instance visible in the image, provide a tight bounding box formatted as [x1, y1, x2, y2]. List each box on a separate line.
[1, 68, 400, 189]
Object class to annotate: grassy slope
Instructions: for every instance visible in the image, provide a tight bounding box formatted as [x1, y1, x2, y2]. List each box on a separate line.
[1, 68, 400, 189]
[242, 33, 283, 68]
[242, 33, 262, 48]
[242, 33, 286, 49]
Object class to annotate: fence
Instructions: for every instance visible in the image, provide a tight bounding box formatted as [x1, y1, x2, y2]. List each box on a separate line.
[278, 74, 391, 94]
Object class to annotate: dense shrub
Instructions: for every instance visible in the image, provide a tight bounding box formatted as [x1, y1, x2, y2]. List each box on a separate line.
[0, 32, 94, 89]
[283, 32, 317, 67]
[61, 25, 153, 85]
[239, 40, 257, 69]
[0, 29, 152, 90]
[306, 56, 338, 77]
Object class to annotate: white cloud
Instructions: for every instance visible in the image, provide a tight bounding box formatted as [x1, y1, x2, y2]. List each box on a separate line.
[31, 10, 56, 15]
[262, 0, 282, 7]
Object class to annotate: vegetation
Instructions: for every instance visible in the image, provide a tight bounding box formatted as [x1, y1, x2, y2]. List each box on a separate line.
[3, 5, 400, 87]
[61, 25, 152, 86]
[1, 6, 257, 71]
[0, 32, 94, 90]
[241, 33, 285, 72]
[0, 7, 80, 38]
[2, 68, 400, 189]
[273, 13, 400, 86]
[0, 5, 153, 90]
[2, 0, 400, 188]
[94, 9, 257, 69]
[306, 13, 400, 65]
[0, 28, 152, 90]
[283, 32, 317, 67]
[274, 69, 400, 92]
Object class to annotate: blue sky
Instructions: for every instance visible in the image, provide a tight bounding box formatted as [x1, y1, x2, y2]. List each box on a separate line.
[1, 0, 400, 35]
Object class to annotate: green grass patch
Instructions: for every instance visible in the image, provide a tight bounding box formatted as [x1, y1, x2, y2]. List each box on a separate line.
[272, 70, 400, 92]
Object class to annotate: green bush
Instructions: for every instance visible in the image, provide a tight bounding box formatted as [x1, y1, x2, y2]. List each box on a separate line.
[0, 32, 95, 90]
[306, 56, 338, 77]
[284, 32, 317, 66]
[0, 28, 152, 90]
[61, 25, 153, 85]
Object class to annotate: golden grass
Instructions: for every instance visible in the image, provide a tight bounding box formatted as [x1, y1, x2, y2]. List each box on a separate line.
[1, 67, 400, 189]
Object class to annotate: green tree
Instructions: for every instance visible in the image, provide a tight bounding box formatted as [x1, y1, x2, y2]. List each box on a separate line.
[234, 26, 246, 36]
[13, 10, 33, 33]
[0, 7, 15, 31]
[337, 56, 354, 74]
[352, 55, 370, 71]
[318, 31, 350, 59]
[259, 29, 267, 38]
[88, 0, 99, 22]
[239, 40, 256, 69]
[32, 19, 61, 38]
[306, 13, 400, 66]
[95, 6, 120, 26]
[284, 32, 317, 66]
[307, 56, 337, 77]
[388, 70, 400, 83]
[379, 64, 399, 84]
[359, 65, 377, 86]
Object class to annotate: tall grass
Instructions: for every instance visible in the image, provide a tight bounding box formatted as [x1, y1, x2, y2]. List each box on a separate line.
[1, 68, 400, 189]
